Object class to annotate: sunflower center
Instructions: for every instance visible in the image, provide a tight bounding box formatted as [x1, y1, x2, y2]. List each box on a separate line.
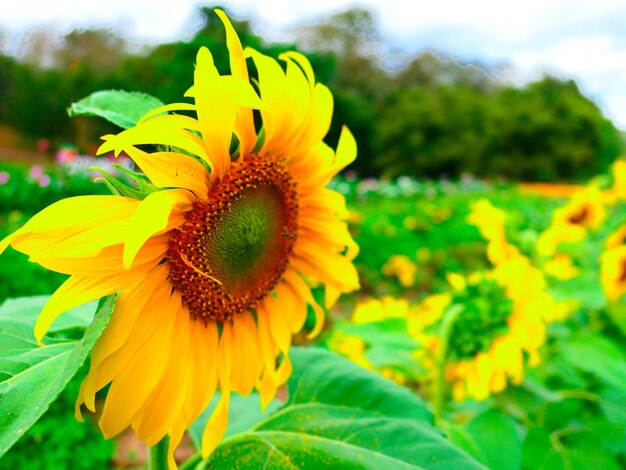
[167, 155, 298, 323]
[567, 205, 589, 225]
[448, 279, 514, 360]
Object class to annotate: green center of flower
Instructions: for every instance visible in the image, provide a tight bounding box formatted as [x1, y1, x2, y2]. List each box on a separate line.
[206, 186, 287, 293]
[448, 279, 514, 360]
[167, 155, 298, 323]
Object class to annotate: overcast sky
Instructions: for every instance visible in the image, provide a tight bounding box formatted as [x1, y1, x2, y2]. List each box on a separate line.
[2, 0, 626, 129]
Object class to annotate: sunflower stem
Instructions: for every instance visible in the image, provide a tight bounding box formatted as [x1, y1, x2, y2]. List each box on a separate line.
[432, 304, 464, 427]
[148, 436, 170, 470]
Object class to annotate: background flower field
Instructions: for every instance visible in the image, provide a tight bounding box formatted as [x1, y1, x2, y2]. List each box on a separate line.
[0, 157, 624, 469]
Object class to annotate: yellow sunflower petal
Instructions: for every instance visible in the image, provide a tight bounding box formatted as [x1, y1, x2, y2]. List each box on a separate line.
[77, 265, 170, 413]
[135, 307, 192, 444]
[1, 196, 139, 258]
[35, 269, 147, 343]
[215, 9, 257, 156]
[279, 51, 315, 86]
[124, 189, 193, 269]
[98, 290, 179, 438]
[201, 322, 232, 458]
[124, 146, 209, 198]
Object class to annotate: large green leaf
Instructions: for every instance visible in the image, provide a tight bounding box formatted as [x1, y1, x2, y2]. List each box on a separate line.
[68, 90, 164, 129]
[465, 410, 522, 470]
[287, 347, 431, 422]
[202, 347, 484, 469]
[0, 296, 97, 333]
[561, 335, 626, 389]
[187, 392, 281, 449]
[0, 295, 116, 457]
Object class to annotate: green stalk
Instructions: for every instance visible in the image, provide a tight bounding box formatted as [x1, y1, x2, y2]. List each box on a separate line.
[149, 435, 170, 470]
[432, 304, 463, 427]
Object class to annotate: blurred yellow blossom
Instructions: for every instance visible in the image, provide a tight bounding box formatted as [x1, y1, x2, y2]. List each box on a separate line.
[600, 246, 626, 301]
[543, 254, 580, 281]
[352, 295, 410, 323]
[605, 225, 626, 250]
[609, 158, 626, 200]
[326, 331, 372, 369]
[382, 255, 418, 287]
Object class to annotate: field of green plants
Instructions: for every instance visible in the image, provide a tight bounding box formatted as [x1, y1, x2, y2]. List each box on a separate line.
[1, 157, 624, 469]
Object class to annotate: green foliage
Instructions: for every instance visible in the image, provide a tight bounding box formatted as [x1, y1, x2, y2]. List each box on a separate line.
[194, 348, 483, 469]
[0, 7, 622, 180]
[0, 295, 116, 457]
[68, 90, 164, 130]
[375, 77, 622, 181]
[0, 370, 114, 470]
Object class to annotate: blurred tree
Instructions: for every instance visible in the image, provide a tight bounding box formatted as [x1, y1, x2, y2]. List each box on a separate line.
[55, 28, 127, 71]
[0, 5, 622, 180]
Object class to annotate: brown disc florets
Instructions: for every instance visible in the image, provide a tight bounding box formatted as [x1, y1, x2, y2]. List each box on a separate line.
[168, 155, 298, 323]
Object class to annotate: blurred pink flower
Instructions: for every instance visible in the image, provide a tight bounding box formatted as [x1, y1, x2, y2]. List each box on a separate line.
[0, 171, 9, 185]
[30, 165, 43, 179]
[38, 174, 51, 188]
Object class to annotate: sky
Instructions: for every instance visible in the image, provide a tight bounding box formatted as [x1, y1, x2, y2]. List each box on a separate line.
[2, 0, 626, 129]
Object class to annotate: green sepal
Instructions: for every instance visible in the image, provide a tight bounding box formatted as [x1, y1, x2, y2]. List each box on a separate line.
[89, 166, 147, 200]
[252, 126, 265, 154]
[111, 164, 159, 194]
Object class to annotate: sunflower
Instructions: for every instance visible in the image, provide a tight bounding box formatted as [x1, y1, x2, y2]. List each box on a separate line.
[552, 186, 607, 229]
[0, 10, 359, 467]
[409, 257, 551, 401]
[600, 246, 626, 301]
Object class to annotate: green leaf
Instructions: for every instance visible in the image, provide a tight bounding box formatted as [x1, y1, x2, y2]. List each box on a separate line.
[0, 296, 97, 333]
[287, 347, 431, 422]
[0, 295, 116, 457]
[204, 348, 484, 469]
[68, 90, 164, 129]
[187, 392, 281, 449]
[561, 335, 626, 389]
[465, 410, 522, 470]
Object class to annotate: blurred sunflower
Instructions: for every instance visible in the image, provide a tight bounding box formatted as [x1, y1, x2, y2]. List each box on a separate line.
[537, 187, 606, 257]
[552, 186, 607, 229]
[467, 199, 520, 265]
[409, 257, 550, 401]
[600, 246, 626, 301]
[0, 10, 359, 467]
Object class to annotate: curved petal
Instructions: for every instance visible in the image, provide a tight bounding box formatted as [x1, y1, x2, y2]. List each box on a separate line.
[124, 146, 209, 198]
[77, 264, 171, 413]
[216, 8, 257, 156]
[124, 189, 194, 269]
[1, 196, 140, 258]
[279, 51, 315, 87]
[35, 267, 148, 343]
[99, 290, 180, 438]
[201, 322, 232, 458]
